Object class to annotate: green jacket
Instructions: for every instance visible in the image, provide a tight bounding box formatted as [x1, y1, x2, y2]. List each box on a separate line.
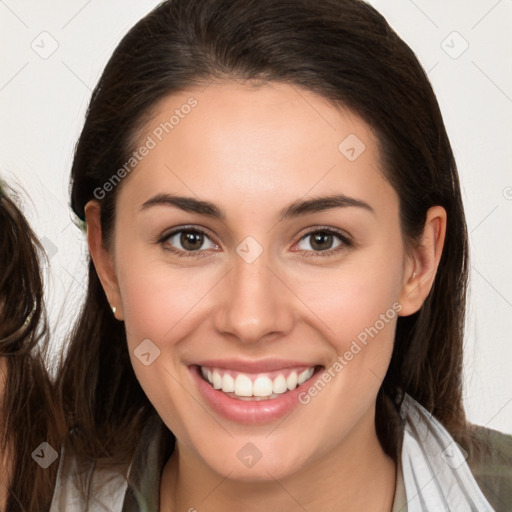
[466, 425, 512, 511]
[50, 400, 512, 511]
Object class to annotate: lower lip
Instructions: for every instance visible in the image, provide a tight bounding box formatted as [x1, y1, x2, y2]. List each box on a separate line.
[189, 365, 321, 425]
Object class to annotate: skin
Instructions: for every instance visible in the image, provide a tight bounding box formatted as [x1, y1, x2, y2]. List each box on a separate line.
[86, 80, 446, 511]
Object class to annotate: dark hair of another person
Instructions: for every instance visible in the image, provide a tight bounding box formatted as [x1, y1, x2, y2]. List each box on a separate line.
[58, 0, 473, 472]
[0, 182, 64, 511]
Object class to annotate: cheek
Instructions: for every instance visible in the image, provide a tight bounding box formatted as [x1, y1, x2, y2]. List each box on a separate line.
[117, 249, 211, 345]
[117, 227, 405, 360]
[294, 247, 404, 351]
[116, 254, 205, 430]
[288, 255, 403, 441]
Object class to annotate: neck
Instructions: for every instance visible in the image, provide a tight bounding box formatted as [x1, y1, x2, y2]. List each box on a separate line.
[160, 408, 397, 511]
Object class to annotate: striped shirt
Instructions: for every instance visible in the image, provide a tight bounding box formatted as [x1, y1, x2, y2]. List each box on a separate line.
[50, 394, 512, 511]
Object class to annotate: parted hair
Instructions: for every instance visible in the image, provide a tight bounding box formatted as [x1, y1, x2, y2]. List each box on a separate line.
[59, 0, 471, 473]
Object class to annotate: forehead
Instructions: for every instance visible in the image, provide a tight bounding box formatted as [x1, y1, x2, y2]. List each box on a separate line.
[118, 80, 396, 217]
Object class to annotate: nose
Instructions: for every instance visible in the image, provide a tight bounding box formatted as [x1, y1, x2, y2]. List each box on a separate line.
[213, 247, 294, 345]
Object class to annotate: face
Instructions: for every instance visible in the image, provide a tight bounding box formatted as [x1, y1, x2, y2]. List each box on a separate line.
[88, 80, 440, 481]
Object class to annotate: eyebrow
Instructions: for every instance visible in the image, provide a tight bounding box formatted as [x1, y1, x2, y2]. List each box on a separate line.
[140, 193, 375, 221]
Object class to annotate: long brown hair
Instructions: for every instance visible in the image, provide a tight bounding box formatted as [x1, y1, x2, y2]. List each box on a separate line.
[59, 0, 470, 470]
[0, 181, 64, 511]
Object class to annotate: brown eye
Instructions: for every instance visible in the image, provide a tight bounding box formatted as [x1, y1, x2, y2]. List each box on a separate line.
[308, 232, 336, 251]
[295, 229, 352, 258]
[161, 228, 217, 257]
[178, 230, 204, 251]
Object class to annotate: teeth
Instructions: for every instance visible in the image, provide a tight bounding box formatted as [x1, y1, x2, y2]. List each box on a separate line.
[286, 372, 298, 390]
[297, 368, 312, 385]
[221, 373, 235, 392]
[234, 374, 253, 396]
[212, 370, 222, 389]
[201, 366, 316, 398]
[253, 376, 274, 397]
[272, 374, 287, 394]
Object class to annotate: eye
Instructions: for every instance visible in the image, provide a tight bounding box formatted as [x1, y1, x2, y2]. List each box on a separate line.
[294, 228, 352, 258]
[159, 227, 218, 257]
[157, 226, 352, 259]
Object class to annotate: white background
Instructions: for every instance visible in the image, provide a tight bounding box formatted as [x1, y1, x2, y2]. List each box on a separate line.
[0, 0, 511, 432]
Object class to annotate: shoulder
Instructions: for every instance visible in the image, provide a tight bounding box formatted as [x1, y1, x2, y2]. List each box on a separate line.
[50, 444, 129, 512]
[50, 415, 171, 512]
[399, 393, 509, 510]
[466, 425, 512, 512]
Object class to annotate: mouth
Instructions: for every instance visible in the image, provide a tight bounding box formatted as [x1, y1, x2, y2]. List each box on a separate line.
[188, 359, 325, 424]
[195, 364, 324, 401]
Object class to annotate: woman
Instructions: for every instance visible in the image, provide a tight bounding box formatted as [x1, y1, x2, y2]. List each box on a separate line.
[0, 180, 63, 511]
[53, 0, 512, 510]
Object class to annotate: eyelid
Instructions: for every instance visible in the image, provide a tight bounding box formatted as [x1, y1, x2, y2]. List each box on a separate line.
[157, 225, 219, 258]
[157, 225, 353, 258]
[292, 226, 353, 258]
[295, 225, 352, 244]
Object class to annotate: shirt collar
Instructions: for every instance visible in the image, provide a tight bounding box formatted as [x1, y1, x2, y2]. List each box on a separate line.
[122, 414, 174, 512]
[121, 394, 496, 511]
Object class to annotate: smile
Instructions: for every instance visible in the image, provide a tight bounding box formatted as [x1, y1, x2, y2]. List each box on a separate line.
[190, 360, 325, 424]
[200, 365, 317, 400]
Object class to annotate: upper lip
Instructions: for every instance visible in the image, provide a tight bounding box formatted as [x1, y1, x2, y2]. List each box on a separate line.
[193, 359, 321, 373]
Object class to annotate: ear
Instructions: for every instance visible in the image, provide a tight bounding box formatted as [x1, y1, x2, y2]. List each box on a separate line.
[84, 200, 124, 321]
[398, 206, 447, 317]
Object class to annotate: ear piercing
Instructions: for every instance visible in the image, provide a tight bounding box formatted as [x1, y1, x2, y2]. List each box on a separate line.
[112, 306, 117, 315]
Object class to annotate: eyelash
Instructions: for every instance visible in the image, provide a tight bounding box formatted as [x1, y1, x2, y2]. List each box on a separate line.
[157, 225, 353, 259]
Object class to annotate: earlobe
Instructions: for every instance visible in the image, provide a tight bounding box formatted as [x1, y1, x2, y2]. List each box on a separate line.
[398, 206, 447, 316]
[84, 200, 124, 320]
